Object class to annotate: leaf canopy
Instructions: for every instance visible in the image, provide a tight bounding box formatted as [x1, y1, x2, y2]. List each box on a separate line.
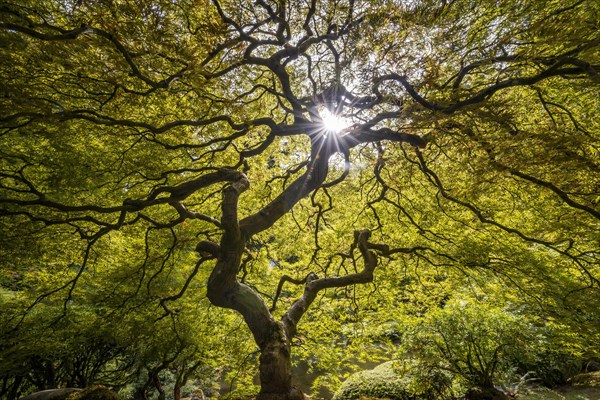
[1, 0, 599, 397]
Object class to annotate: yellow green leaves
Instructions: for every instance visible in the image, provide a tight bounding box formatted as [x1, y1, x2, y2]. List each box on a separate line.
[1, 0, 599, 397]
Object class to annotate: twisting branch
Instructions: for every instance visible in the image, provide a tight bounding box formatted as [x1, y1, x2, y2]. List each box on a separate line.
[206, 174, 283, 349]
[158, 256, 214, 320]
[321, 150, 350, 188]
[270, 273, 317, 312]
[379, 57, 599, 114]
[281, 230, 381, 338]
[0, 22, 188, 92]
[144, 169, 245, 202]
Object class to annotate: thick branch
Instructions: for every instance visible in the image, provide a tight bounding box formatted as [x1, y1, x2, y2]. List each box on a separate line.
[147, 169, 244, 202]
[281, 230, 377, 338]
[240, 135, 331, 236]
[206, 175, 281, 348]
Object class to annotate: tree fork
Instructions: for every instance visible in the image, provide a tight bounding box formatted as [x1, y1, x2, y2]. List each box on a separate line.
[207, 176, 388, 399]
[206, 175, 304, 400]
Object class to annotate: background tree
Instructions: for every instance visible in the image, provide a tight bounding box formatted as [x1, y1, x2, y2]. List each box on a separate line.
[1, 0, 598, 399]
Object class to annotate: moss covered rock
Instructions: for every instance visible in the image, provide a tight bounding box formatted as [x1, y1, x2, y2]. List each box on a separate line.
[65, 386, 118, 400]
[19, 389, 82, 400]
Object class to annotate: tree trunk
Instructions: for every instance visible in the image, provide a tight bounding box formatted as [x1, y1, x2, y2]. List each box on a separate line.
[207, 177, 380, 400]
[206, 178, 380, 400]
[151, 370, 166, 400]
[256, 323, 303, 400]
[206, 173, 322, 400]
[207, 276, 304, 400]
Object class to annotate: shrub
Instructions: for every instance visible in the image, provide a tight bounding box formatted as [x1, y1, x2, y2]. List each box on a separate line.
[332, 360, 453, 400]
[400, 298, 590, 398]
[512, 347, 582, 387]
[401, 299, 536, 394]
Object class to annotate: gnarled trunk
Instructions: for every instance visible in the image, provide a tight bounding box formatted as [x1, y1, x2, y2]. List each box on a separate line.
[256, 323, 303, 400]
[206, 175, 305, 400]
[207, 271, 303, 399]
[206, 157, 378, 400]
[207, 279, 303, 400]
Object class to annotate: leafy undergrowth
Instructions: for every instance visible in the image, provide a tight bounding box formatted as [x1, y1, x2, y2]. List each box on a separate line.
[570, 372, 600, 388]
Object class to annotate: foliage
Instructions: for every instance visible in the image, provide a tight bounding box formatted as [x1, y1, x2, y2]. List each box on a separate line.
[332, 360, 453, 400]
[520, 386, 600, 400]
[399, 298, 585, 394]
[511, 341, 582, 387]
[0, 258, 252, 399]
[0, 0, 599, 398]
[569, 371, 600, 388]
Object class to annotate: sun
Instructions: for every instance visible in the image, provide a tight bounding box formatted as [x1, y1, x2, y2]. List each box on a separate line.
[320, 108, 349, 135]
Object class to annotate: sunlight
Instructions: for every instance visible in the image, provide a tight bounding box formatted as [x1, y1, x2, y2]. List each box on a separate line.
[320, 108, 349, 135]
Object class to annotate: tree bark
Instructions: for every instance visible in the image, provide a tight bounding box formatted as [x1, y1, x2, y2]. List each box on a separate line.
[206, 175, 304, 400]
[206, 139, 392, 400]
[256, 322, 303, 400]
[208, 273, 303, 400]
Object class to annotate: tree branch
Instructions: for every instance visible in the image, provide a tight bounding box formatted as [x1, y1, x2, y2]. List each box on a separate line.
[382, 59, 599, 114]
[281, 230, 378, 338]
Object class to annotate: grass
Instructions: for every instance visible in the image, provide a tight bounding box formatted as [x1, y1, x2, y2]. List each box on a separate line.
[520, 386, 600, 400]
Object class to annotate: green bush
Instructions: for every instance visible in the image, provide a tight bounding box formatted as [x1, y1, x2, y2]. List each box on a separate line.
[399, 298, 589, 398]
[513, 348, 582, 387]
[332, 360, 453, 400]
[401, 299, 531, 392]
